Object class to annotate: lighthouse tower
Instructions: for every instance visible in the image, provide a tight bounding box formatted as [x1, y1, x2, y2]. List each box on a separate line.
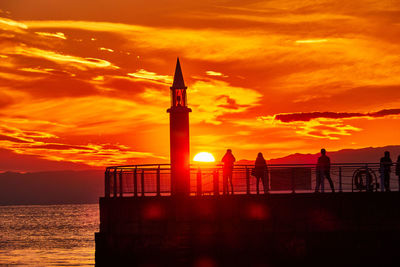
[167, 58, 192, 196]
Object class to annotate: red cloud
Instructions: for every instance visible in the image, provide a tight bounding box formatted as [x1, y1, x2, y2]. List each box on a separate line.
[0, 134, 31, 143]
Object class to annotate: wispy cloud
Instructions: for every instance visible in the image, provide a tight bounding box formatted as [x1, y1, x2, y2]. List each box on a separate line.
[295, 39, 328, 44]
[99, 47, 114, 52]
[205, 70, 227, 77]
[0, 17, 27, 30]
[12, 46, 117, 70]
[0, 123, 167, 167]
[127, 69, 172, 84]
[35, 31, 66, 39]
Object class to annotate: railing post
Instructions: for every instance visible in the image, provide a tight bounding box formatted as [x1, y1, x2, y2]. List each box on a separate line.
[246, 166, 250, 195]
[196, 168, 202, 196]
[119, 170, 123, 197]
[133, 167, 138, 197]
[339, 166, 343, 193]
[156, 165, 161, 196]
[291, 168, 295, 193]
[105, 169, 110, 198]
[113, 169, 117, 198]
[213, 169, 219, 196]
[141, 169, 145, 197]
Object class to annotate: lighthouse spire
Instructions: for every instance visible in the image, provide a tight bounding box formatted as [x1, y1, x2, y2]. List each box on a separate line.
[172, 58, 186, 89]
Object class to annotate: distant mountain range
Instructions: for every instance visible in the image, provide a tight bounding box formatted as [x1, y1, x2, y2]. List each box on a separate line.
[238, 145, 400, 165]
[1, 145, 399, 205]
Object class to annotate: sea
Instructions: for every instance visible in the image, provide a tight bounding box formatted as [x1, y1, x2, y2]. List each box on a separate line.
[0, 204, 98, 266]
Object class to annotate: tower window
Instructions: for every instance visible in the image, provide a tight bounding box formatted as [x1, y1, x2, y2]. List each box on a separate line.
[174, 89, 186, 107]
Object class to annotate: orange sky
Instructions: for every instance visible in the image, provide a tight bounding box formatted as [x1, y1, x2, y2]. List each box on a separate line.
[0, 0, 400, 171]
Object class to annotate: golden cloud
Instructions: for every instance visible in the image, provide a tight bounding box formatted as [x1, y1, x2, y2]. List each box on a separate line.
[206, 70, 228, 77]
[21, 19, 295, 62]
[35, 31, 66, 40]
[99, 47, 114, 52]
[127, 69, 172, 84]
[0, 122, 166, 167]
[295, 39, 328, 44]
[11, 46, 117, 70]
[258, 115, 362, 140]
[190, 80, 262, 124]
[0, 17, 28, 30]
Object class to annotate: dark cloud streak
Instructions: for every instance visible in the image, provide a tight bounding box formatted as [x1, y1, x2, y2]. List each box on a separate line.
[274, 109, 400, 122]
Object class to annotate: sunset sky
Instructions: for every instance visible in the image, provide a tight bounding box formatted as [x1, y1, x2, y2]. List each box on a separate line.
[1, 0, 400, 172]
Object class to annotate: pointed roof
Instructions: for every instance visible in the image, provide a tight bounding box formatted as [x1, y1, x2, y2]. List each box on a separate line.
[171, 58, 186, 89]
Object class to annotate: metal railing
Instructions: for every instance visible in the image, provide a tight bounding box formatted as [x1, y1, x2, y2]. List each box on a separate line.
[104, 163, 400, 197]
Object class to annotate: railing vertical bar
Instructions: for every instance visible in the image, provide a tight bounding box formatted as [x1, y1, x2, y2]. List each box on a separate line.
[133, 167, 138, 197]
[197, 168, 202, 196]
[113, 168, 117, 198]
[246, 166, 250, 195]
[339, 166, 342, 193]
[156, 165, 161, 196]
[141, 169, 145, 197]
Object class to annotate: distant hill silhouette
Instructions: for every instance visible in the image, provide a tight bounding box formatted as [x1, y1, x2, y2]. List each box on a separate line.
[237, 145, 400, 165]
[0, 170, 103, 205]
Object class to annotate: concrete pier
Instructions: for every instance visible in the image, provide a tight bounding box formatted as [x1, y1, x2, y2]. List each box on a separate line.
[96, 192, 400, 266]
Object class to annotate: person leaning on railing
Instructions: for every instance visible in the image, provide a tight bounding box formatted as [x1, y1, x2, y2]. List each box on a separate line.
[253, 152, 269, 195]
[222, 149, 236, 195]
[380, 151, 392, 192]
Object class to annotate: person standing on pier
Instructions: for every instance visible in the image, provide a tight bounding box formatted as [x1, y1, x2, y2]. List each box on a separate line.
[222, 149, 235, 195]
[396, 155, 400, 190]
[380, 151, 392, 192]
[254, 152, 269, 195]
[315, 148, 335, 193]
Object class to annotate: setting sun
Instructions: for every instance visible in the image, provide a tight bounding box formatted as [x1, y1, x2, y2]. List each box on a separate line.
[193, 152, 215, 162]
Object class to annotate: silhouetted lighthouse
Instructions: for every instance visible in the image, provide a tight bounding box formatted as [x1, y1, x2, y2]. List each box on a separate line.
[167, 58, 192, 196]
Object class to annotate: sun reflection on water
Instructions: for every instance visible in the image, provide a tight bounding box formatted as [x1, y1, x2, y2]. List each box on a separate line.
[0, 204, 98, 266]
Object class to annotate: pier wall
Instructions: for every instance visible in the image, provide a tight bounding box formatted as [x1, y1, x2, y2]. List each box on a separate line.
[96, 193, 400, 266]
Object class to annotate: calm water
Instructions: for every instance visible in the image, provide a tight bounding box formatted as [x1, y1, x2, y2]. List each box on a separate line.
[0, 204, 99, 266]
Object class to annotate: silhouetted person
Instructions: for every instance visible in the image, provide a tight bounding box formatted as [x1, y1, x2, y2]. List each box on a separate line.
[254, 152, 269, 194]
[380, 151, 392, 192]
[396, 155, 400, 190]
[315, 148, 335, 193]
[222, 149, 235, 195]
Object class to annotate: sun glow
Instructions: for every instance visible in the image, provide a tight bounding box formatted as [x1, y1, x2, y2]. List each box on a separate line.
[193, 152, 215, 162]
